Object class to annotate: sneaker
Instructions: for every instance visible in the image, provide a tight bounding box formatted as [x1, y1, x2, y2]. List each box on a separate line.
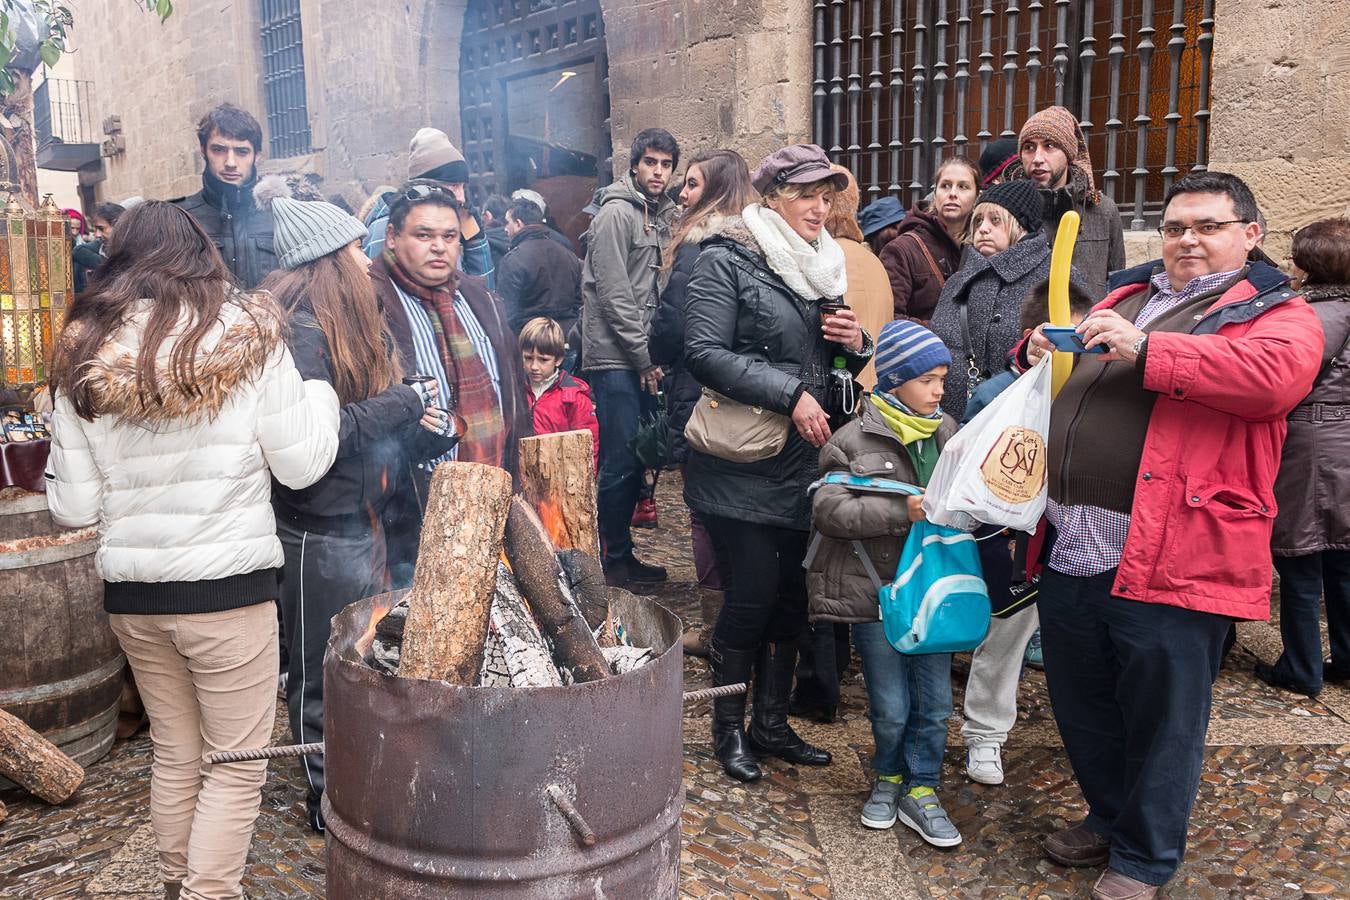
[860, 779, 903, 829]
[631, 498, 659, 529]
[966, 743, 1004, 785]
[896, 787, 962, 848]
[1024, 629, 1044, 669]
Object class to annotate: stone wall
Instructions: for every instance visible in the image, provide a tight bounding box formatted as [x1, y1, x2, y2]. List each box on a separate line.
[1209, 0, 1350, 262]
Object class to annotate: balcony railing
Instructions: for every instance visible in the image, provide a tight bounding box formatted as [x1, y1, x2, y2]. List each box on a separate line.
[813, 0, 1215, 229]
[34, 77, 97, 147]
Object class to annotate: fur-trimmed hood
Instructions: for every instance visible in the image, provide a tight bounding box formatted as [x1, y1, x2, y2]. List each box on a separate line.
[700, 213, 763, 256]
[84, 290, 283, 425]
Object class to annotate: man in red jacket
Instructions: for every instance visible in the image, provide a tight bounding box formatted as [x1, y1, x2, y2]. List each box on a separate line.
[1023, 172, 1323, 900]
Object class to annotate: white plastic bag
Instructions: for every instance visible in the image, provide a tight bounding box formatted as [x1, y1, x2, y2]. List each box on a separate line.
[923, 356, 1052, 532]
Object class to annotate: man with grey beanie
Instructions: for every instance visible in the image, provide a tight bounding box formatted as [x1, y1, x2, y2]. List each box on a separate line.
[362, 127, 495, 288]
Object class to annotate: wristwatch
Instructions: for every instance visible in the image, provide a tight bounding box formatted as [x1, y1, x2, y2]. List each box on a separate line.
[1131, 334, 1148, 359]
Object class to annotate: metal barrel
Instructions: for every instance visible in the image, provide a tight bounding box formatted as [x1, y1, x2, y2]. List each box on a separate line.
[0, 489, 122, 777]
[323, 589, 684, 899]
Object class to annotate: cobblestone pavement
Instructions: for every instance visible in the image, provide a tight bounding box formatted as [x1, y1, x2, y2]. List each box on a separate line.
[3, 472, 1348, 898]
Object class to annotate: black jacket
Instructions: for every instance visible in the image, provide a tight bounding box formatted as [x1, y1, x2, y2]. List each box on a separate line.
[496, 225, 583, 334]
[650, 241, 701, 463]
[271, 303, 457, 536]
[173, 172, 279, 289]
[484, 225, 512, 270]
[682, 217, 873, 531]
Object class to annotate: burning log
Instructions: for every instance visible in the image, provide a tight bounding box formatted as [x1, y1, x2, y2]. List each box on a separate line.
[398, 462, 514, 682]
[479, 563, 563, 688]
[518, 430, 600, 556]
[0, 706, 84, 803]
[503, 497, 610, 684]
[557, 549, 616, 646]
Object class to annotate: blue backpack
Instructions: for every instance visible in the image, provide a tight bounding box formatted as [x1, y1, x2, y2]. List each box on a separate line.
[807, 473, 991, 655]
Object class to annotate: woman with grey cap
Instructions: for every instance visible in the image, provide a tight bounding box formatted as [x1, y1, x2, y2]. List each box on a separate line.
[683, 143, 874, 782]
[261, 195, 457, 832]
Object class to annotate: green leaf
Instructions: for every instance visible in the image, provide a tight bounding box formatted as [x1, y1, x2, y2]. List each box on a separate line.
[152, 0, 173, 23]
[39, 39, 60, 68]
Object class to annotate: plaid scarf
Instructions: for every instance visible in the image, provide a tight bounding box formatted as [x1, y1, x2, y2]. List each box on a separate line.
[384, 250, 505, 467]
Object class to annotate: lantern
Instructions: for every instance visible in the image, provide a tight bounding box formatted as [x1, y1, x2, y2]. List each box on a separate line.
[0, 193, 71, 392]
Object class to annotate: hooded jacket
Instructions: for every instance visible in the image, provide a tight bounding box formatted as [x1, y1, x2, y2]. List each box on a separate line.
[497, 224, 583, 334]
[579, 172, 678, 372]
[45, 291, 340, 612]
[173, 172, 280, 290]
[682, 215, 873, 531]
[528, 371, 600, 471]
[877, 205, 963, 324]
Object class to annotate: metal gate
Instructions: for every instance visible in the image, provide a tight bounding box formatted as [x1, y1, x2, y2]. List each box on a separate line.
[459, 0, 612, 207]
[814, 1, 1215, 227]
[260, 0, 312, 159]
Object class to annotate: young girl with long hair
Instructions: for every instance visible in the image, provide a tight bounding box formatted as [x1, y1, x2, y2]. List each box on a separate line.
[649, 149, 758, 657]
[45, 200, 339, 900]
[260, 196, 455, 833]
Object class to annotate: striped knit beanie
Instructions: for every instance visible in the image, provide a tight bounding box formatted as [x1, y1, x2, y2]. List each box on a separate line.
[874, 319, 952, 393]
[271, 197, 368, 269]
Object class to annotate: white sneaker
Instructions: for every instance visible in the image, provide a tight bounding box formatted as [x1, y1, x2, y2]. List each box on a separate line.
[966, 743, 1004, 785]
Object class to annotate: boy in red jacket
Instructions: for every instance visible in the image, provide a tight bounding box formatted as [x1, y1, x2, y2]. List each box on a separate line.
[521, 317, 600, 471]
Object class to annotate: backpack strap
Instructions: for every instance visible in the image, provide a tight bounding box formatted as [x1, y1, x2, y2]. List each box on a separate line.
[852, 539, 885, 591]
[808, 472, 923, 496]
[907, 232, 947, 288]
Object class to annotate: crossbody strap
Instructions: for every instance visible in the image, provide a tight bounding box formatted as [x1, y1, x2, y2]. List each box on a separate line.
[804, 473, 921, 588]
[907, 232, 947, 288]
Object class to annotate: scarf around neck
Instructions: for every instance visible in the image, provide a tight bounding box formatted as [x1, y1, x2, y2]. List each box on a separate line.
[741, 203, 848, 301]
[871, 392, 941, 485]
[383, 250, 506, 467]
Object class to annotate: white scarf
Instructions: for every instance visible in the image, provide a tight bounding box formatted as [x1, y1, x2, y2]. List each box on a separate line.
[741, 203, 848, 302]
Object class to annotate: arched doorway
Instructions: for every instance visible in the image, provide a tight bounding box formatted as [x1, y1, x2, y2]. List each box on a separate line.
[459, 0, 611, 248]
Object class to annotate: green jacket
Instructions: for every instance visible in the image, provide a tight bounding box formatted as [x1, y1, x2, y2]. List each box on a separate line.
[579, 173, 678, 372]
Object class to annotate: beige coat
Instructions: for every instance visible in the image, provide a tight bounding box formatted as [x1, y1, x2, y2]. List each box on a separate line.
[838, 238, 894, 391]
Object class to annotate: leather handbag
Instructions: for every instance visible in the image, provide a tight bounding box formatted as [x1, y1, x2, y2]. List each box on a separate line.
[684, 387, 791, 463]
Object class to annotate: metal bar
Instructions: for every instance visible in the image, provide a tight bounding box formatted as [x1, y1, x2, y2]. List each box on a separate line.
[909, 0, 929, 205]
[931, 0, 950, 165]
[681, 683, 748, 704]
[1052, 0, 1070, 107]
[1161, 0, 1185, 194]
[1026, 1, 1043, 116]
[1193, 0, 1214, 173]
[206, 742, 324, 765]
[977, 0, 995, 148]
[889, 0, 906, 192]
[829, 0, 846, 155]
[1103, 0, 1126, 204]
[813, 0, 828, 153]
[546, 784, 597, 848]
[847, 0, 864, 170]
[953, 0, 972, 158]
[1001, 1, 1020, 138]
[1130, 0, 1156, 230]
[1078, 0, 1097, 136]
[867, 0, 885, 199]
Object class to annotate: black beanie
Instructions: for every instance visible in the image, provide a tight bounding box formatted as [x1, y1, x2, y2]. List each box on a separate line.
[979, 179, 1044, 235]
[979, 138, 1018, 186]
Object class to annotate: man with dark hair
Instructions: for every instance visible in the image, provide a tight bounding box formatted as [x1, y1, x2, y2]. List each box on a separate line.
[371, 180, 533, 587]
[580, 127, 679, 587]
[482, 193, 512, 269]
[497, 198, 582, 336]
[1010, 106, 1126, 299]
[1021, 170, 1323, 899]
[362, 128, 495, 288]
[172, 103, 279, 288]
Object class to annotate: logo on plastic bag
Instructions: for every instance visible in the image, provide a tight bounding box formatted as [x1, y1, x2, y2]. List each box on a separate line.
[978, 425, 1046, 504]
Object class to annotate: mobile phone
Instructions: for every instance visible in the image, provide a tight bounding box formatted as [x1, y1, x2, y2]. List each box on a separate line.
[1043, 325, 1108, 354]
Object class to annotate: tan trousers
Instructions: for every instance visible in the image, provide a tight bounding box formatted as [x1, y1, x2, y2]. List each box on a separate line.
[110, 601, 278, 900]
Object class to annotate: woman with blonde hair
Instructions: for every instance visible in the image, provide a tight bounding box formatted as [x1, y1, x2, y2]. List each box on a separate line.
[822, 164, 893, 393]
[45, 200, 339, 900]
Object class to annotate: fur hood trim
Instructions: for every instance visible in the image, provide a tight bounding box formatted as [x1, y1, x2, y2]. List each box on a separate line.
[702, 213, 763, 256]
[83, 291, 283, 425]
[252, 175, 292, 210]
[1300, 283, 1350, 302]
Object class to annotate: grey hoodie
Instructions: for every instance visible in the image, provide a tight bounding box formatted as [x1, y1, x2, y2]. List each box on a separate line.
[579, 172, 678, 372]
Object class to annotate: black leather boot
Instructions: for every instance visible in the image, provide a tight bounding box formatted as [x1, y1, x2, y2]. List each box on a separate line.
[709, 641, 762, 782]
[747, 642, 832, 766]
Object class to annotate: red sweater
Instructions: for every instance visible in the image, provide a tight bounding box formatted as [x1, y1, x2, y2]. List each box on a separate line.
[527, 371, 600, 471]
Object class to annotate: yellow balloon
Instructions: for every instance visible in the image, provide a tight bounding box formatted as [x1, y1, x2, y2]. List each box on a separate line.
[1048, 210, 1081, 397]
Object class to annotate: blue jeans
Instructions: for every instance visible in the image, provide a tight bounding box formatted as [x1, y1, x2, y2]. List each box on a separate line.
[1039, 568, 1230, 886]
[852, 621, 952, 787]
[590, 369, 644, 563]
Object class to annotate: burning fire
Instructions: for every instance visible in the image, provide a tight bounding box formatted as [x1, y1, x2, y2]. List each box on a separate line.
[536, 497, 573, 550]
[355, 594, 397, 659]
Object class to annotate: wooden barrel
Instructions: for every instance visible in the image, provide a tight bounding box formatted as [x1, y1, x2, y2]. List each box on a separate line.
[0, 489, 122, 776]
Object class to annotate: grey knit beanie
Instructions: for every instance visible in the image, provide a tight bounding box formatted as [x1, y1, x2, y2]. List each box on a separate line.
[271, 196, 368, 269]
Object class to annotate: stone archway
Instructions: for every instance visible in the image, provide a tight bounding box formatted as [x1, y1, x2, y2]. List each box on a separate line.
[458, 0, 611, 244]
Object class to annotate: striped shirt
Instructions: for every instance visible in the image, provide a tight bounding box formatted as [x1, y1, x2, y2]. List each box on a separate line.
[1047, 268, 1242, 577]
[393, 284, 502, 466]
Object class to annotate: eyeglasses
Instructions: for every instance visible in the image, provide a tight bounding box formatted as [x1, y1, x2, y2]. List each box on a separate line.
[1157, 220, 1248, 240]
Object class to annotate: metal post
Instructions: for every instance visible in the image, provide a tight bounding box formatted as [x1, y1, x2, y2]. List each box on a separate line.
[829, 0, 846, 155]
[909, 0, 929, 205]
[847, 0, 864, 170]
[1193, 0, 1214, 173]
[1001, 1, 1020, 138]
[953, 0, 972, 158]
[1078, 0, 1097, 138]
[1103, 0, 1126, 204]
[889, 0, 906, 193]
[932, 0, 950, 165]
[867, 0, 885, 199]
[1161, 0, 1186, 194]
[977, 0, 995, 149]
[1052, 0, 1070, 107]
[1026, 1, 1043, 117]
[813, 0, 827, 149]
[1130, 0, 1156, 230]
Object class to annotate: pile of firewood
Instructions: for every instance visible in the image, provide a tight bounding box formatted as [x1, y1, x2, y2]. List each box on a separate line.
[363, 431, 654, 687]
[0, 706, 85, 821]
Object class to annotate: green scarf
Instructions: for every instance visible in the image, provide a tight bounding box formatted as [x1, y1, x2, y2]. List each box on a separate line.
[869, 393, 941, 486]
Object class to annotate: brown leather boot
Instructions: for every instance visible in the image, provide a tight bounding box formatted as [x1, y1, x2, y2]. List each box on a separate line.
[681, 588, 722, 658]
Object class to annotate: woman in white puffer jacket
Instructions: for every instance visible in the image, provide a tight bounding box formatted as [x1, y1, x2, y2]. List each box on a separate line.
[44, 201, 338, 900]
